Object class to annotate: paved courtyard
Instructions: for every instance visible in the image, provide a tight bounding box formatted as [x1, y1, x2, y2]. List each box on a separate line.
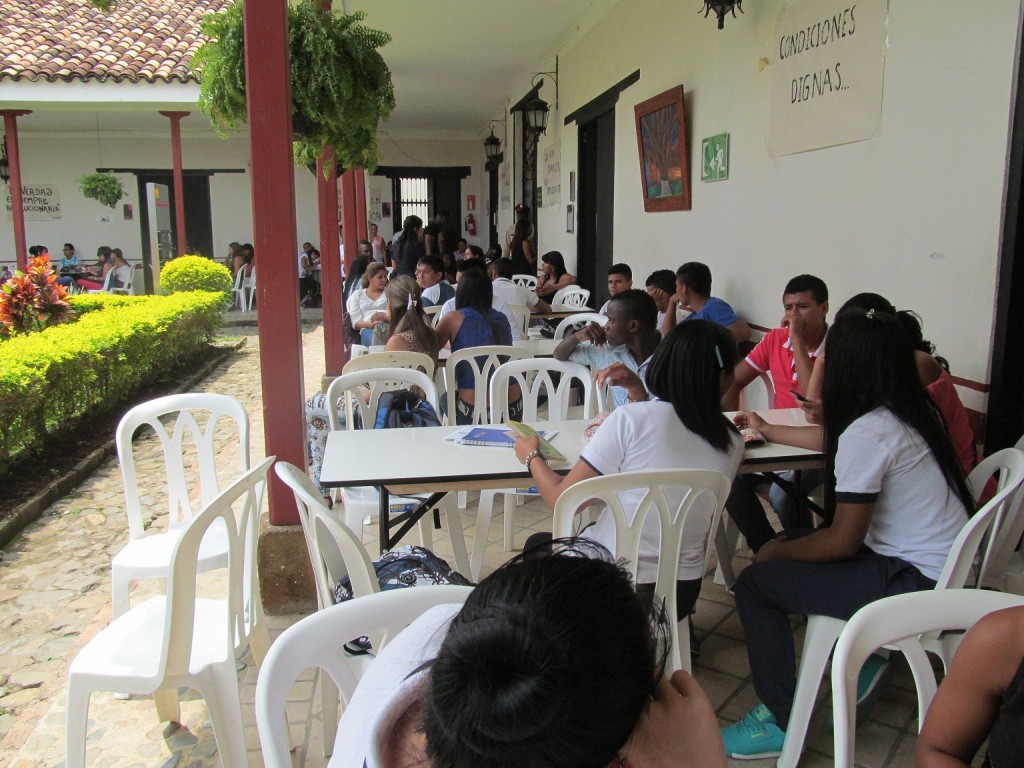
[0, 316, 983, 767]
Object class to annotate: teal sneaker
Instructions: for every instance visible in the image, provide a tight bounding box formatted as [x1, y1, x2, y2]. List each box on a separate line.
[856, 652, 890, 705]
[721, 703, 786, 760]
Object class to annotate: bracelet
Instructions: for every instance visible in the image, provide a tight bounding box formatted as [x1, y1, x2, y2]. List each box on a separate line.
[524, 449, 545, 471]
[627, 393, 649, 403]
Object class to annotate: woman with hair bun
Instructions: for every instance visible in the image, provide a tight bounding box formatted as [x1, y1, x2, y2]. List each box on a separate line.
[334, 541, 727, 768]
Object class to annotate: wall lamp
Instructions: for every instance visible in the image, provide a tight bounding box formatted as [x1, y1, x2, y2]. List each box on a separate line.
[0, 137, 9, 185]
[702, 0, 743, 30]
[483, 120, 505, 162]
[524, 61, 559, 135]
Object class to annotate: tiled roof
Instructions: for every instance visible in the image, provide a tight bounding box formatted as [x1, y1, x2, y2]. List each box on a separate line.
[0, 0, 232, 84]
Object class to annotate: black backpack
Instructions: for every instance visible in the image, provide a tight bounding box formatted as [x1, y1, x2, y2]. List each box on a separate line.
[372, 389, 441, 429]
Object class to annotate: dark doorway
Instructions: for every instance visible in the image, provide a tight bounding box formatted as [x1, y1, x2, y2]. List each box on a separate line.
[134, 173, 214, 260]
[985, 42, 1024, 452]
[577, 108, 616, 303]
[486, 159, 501, 248]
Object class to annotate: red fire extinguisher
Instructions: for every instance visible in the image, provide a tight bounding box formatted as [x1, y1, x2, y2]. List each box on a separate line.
[465, 213, 477, 236]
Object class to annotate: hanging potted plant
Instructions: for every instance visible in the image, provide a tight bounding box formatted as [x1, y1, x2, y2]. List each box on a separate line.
[77, 172, 125, 208]
[192, 0, 395, 173]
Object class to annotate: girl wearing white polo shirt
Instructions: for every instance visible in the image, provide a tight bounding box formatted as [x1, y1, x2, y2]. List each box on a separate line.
[721, 310, 973, 760]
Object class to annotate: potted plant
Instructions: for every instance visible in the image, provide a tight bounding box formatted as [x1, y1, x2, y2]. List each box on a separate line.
[77, 172, 124, 208]
[192, 0, 395, 173]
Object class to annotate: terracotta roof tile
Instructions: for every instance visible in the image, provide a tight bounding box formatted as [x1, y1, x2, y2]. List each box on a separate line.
[0, 0, 232, 84]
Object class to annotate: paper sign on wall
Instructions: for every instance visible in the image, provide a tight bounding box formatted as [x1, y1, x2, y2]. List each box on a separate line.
[542, 142, 561, 207]
[5, 183, 62, 220]
[768, 0, 887, 156]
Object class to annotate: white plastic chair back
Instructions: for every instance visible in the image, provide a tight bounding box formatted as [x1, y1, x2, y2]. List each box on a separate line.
[111, 393, 250, 617]
[274, 461, 378, 609]
[443, 345, 530, 426]
[256, 585, 474, 768]
[342, 350, 435, 379]
[244, 266, 256, 310]
[738, 370, 775, 412]
[552, 285, 591, 308]
[775, 447, 1024, 768]
[66, 457, 273, 768]
[231, 265, 246, 309]
[977, 441, 1024, 592]
[831, 590, 1024, 768]
[349, 344, 370, 358]
[553, 311, 607, 341]
[552, 469, 732, 673]
[424, 305, 443, 327]
[87, 268, 116, 294]
[505, 303, 531, 340]
[512, 274, 537, 289]
[325, 367, 438, 432]
[489, 358, 597, 423]
[111, 267, 134, 295]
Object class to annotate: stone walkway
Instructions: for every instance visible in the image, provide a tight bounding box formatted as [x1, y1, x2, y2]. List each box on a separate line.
[0, 317, 977, 768]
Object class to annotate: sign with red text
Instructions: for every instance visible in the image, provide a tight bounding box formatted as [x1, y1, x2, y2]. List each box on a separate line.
[768, 0, 887, 156]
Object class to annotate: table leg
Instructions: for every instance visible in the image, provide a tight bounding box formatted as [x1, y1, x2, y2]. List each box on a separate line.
[378, 486, 390, 556]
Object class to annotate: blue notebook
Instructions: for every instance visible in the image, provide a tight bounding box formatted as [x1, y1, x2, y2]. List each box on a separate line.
[456, 426, 554, 448]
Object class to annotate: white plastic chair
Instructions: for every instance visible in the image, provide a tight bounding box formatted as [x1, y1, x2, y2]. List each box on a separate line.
[256, 585, 474, 768]
[553, 311, 607, 341]
[112, 393, 250, 619]
[553, 469, 733, 673]
[275, 461, 380, 757]
[424, 304, 443, 328]
[111, 267, 134, 295]
[978, 436, 1024, 593]
[552, 285, 591, 308]
[473, 359, 597, 577]
[832, 589, 1024, 768]
[341, 349, 435, 379]
[775, 447, 1024, 768]
[504, 302, 531, 340]
[86, 268, 116, 294]
[230, 266, 247, 309]
[66, 456, 274, 768]
[324, 368, 471, 577]
[512, 273, 538, 289]
[442, 345, 530, 428]
[243, 266, 256, 310]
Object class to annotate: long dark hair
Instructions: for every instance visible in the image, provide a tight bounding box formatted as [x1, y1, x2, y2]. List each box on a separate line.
[399, 214, 423, 249]
[836, 293, 950, 371]
[455, 270, 508, 343]
[422, 540, 668, 768]
[821, 311, 973, 516]
[645, 320, 739, 452]
[343, 256, 370, 298]
[541, 251, 567, 279]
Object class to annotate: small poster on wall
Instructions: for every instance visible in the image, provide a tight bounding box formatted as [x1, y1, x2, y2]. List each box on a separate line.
[566, 204, 574, 233]
[701, 133, 730, 181]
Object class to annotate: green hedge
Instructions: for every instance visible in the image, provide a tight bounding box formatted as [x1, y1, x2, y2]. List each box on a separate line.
[0, 292, 224, 471]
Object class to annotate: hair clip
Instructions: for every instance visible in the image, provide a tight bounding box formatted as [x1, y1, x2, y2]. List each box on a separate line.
[407, 295, 416, 310]
[714, 345, 724, 369]
[865, 309, 876, 319]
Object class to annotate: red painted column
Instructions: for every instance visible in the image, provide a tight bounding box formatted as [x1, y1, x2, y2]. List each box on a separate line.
[317, 151, 345, 375]
[159, 111, 189, 256]
[244, 0, 305, 526]
[3, 110, 32, 270]
[340, 170, 360, 267]
[354, 169, 368, 242]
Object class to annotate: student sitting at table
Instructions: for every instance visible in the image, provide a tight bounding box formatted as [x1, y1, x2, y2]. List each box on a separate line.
[414, 254, 455, 308]
[515, 319, 744, 623]
[54, 242, 78, 288]
[553, 289, 661, 407]
[76, 246, 113, 291]
[719, 309, 972, 761]
[370, 276, 440, 368]
[435, 269, 518, 425]
[535, 250, 577, 300]
[335, 541, 728, 768]
[347, 262, 389, 346]
[438, 259, 523, 342]
[720, 274, 830, 553]
[644, 268, 677, 334]
[661, 261, 751, 342]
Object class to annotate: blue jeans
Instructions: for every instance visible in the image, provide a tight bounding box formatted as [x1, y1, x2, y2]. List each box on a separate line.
[359, 327, 375, 347]
[725, 469, 825, 553]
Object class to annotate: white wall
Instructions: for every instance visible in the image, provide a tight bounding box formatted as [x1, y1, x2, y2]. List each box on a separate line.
[513, 0, 1022, 386]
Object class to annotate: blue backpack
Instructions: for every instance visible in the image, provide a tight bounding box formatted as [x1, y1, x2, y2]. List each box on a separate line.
[372, 389, 441, 429]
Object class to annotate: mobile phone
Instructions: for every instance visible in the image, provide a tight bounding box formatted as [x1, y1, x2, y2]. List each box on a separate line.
[789, 389, 810, 403]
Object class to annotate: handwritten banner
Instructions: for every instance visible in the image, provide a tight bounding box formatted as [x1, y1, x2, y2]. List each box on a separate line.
[542, 142, 561, 207]
[5, 183, 62, 220]
[768, 0, 887, 156]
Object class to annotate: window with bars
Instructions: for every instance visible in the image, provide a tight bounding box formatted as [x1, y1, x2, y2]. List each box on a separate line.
[397, 177, 429, 225]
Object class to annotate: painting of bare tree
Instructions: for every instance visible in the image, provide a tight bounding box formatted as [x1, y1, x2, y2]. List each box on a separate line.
[634, 86, 691, 212]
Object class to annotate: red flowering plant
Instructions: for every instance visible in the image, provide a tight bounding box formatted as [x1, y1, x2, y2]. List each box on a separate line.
[0, 256, 75, 338]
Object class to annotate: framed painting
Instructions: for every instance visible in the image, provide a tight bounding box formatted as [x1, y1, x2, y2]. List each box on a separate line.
[634, 85, 691, 212]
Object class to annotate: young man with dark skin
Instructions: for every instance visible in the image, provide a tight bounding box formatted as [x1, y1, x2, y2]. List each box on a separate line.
[554, 289, 661, 407]
[645, 269, 677, 333]
[661, 262, 751, 342]
[721, 274, 830, 552]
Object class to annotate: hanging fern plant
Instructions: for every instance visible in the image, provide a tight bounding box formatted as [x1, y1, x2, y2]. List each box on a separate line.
[77, 172, 124, 208]
[192, 0, 395, 173]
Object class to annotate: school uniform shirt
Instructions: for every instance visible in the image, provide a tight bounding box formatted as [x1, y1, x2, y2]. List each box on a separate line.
[834, 407, 968, 581]
[568, 342, 653, 407]
[580, 400, 744, 583]
[334, 603, 461, 768]
[744, 327, 824, 409]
